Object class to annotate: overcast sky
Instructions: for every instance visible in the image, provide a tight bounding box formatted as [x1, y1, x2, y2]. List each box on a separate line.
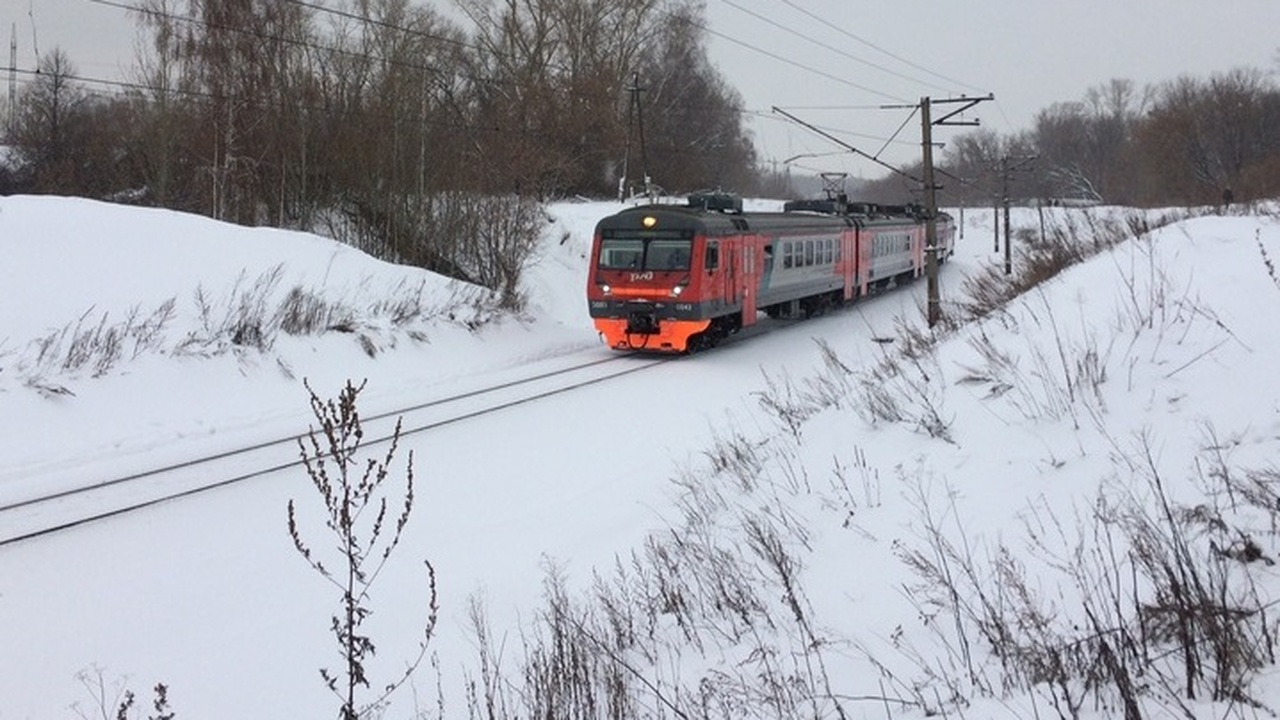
[4, 0, 1279, 179]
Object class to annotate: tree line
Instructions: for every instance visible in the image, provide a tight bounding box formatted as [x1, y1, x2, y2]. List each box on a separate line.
[0, 0, 756, 300]
[860, 71, 1280, 209]
[3, 3, 1277, 285]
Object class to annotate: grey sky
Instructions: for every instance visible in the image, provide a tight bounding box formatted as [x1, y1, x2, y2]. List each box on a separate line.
[713, 0, 1280, 176]
[5, 0, 1279, 178]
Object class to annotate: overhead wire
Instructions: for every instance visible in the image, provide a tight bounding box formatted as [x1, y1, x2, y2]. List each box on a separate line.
[65, 0, 927, 165]
[48, 0, 980, 181]
[65, 0, 650, 142]
[744, 109, 916, 148]
[279, 0, 474, 54]
[670, 6, 910, 104]
[717, 0, 955, 96]
[5, 64, 561, 144]
[775, 0, 988, 95]
[75, 0, 779, 121]
[704, 0, 991, 177]
[83, 0, 456, 81]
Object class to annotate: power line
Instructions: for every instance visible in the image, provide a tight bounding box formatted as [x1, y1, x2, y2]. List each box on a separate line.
[5, 65, 555, 143]
[79, 0, 736, 119]
[84, 0, 449, 80]
[776, 0, 987, 95]
[76, 0, 918, 162]
[772, 105, 921, 182]
[279, 0, 473, 54]
[744, 109, 917, 148]
[770, 104, 895, 111]
[717, 0, 955, 96]
[672, 7, 910, 103]
[50, 0, 945, 183]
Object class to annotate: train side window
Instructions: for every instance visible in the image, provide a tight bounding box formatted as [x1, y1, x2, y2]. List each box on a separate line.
[783, 242, 793, 269]
[805, 240, 815, 266]
[825, 239, 834, 264]
[705, 242, 719, 270]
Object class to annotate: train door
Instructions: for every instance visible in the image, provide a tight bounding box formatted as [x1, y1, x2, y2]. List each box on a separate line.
[858, 225, 874, 294]
[703, 238, 724, 313]
[842, 227, 857, 300]
[740, 239, 758, 326]
[725, 245, 736, 312]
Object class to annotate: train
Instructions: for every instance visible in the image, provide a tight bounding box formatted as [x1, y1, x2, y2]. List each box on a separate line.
[585, 193, 956, 353]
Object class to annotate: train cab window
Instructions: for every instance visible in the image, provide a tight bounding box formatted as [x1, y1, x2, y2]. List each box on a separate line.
[705, 242, 719, 270]
[599, 239, 644, 269]
[646, 239, 692, 271]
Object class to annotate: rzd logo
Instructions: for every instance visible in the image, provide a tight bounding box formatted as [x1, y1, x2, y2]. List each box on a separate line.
[629, 271, 654, 282]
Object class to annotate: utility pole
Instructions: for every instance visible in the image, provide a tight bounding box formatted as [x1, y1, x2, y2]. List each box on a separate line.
[896, 94, 992, 327]
[921, 98, 940, 326]
[776, 96, 992, 327]
[996, 154, 1036, 275]
[7, 24, 14, 136]
[993, 193, 1000, 253]
[619, 72, 650, 202]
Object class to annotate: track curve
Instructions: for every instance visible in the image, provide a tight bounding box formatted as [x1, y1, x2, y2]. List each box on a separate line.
[0, 352, 671, 547]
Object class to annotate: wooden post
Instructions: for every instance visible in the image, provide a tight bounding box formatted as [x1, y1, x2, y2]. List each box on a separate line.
[993, 200, 1000, 253]
[922, 97, 940, 328]
[1003, 198, 1012, 275]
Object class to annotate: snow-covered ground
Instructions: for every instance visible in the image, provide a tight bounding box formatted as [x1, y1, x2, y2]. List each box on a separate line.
[2, 194, 1279, 719]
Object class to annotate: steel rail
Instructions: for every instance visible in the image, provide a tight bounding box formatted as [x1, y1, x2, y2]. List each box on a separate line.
[0, 354, 670, 547]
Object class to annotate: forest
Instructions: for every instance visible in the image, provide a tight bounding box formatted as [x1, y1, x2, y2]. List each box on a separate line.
[858, 73, 1280, 209]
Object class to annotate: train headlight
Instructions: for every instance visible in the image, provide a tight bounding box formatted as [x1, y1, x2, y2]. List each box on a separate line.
[602, 284, 612, 295]
[670, 284, 684, 297]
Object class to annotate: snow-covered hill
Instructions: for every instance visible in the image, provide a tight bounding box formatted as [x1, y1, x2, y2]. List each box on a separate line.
[2, 195, 1279, 719]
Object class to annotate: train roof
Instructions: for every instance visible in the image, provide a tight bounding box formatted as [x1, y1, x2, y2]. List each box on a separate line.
[596, 193, 941, 236]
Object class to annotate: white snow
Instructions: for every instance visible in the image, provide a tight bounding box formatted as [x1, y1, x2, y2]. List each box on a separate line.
[2, 194, 1279, 719]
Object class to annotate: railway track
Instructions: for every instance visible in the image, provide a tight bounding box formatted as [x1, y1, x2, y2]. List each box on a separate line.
[0, 352, 671, 547]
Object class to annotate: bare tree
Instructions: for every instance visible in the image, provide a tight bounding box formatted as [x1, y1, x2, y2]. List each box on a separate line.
[1136, 68, 1280, 204]
[1032, 79, 1144, 205]
[9, 49, 87, 193]
[636, 0, 757, 194]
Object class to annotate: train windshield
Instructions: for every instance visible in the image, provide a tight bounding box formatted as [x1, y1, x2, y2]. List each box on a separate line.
[598, 235, 693, 271]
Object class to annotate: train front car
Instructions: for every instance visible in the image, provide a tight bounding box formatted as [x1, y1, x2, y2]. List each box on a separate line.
[586, 197, 949, 353]
[587, 203, 717, 353]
